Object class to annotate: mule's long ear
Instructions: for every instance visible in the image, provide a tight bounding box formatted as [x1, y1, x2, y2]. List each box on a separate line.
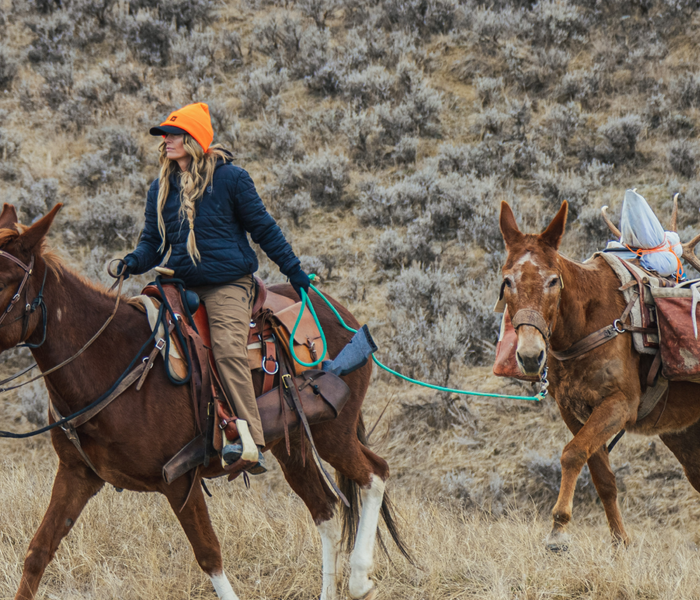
[540, 200, 568, 250]
[0, 203, 18, 230]
[499, 201, 523, 249]
[15, 203, 63, 253]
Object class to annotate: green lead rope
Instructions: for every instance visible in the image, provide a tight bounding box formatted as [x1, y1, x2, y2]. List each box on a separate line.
[290, 275, 544, 402]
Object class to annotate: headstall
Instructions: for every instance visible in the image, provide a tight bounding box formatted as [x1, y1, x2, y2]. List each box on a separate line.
[0, 250, 47, 348]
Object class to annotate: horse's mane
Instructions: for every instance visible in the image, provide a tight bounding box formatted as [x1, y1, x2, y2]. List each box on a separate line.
[1, 225, 141, 308]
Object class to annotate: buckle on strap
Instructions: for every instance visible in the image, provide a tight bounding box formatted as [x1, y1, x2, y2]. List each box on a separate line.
[613, 319, 626, 334]
[282, 373, 293, 390]
[155, 338, 166, 350]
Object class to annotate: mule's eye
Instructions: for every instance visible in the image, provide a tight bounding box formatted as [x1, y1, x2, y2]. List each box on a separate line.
[547, 277, 559, 288]
[504, 278, 512, 288]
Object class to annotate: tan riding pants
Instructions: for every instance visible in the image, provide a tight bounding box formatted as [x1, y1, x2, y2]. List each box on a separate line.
[192, 276, 265, 447]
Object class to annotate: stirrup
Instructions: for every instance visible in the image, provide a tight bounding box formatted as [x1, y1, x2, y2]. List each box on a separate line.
[220, 419, 258, 468]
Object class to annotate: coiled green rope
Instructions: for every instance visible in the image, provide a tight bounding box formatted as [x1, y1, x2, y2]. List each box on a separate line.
[290, 275, 544, 401]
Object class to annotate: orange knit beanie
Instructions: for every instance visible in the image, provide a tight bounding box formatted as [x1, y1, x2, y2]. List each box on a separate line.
[149, 102, 214, 152]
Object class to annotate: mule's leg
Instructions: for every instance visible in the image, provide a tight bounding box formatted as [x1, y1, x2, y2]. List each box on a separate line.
[556, 408, 628, 548]
[586, 447, 628, 545]
[548, 396, 633, 549]
[271, 442, 340, 600]
[16, 462, 104, 600]
[660, 418, 700, 493]
[162, 479, 239, 600]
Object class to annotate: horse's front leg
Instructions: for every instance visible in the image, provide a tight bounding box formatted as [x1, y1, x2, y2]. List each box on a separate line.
[548, 395, 633, 550]
[16, 461, 104, 599]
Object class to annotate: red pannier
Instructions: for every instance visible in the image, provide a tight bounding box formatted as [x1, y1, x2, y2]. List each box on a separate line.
[493, 308, 538, 382]
[651, 285, 700, 381]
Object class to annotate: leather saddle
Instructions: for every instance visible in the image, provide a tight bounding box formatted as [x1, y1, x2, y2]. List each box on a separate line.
[131, 276, 349, 485]
[135, 277, 323, 389]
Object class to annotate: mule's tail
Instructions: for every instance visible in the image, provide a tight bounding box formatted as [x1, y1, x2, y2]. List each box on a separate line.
[337, 415, 413, 563]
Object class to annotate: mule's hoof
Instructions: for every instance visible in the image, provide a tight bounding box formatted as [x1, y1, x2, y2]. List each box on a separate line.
[545, 531, 571, 554]
[546, 541, 569, 554]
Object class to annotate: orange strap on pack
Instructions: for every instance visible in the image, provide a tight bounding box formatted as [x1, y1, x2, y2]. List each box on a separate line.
[624, 237, 683, 283]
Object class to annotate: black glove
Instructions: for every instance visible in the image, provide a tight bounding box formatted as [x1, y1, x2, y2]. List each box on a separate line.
[289, 269, 310, 301]
[121, 254, 138, 278]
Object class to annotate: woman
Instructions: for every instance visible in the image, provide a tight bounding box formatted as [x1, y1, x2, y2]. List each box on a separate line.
[122, 102, 310, 474]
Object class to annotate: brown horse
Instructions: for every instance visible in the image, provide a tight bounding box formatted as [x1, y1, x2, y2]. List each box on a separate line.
[499, 200, 700, 550]
[0, 203, 405, 600]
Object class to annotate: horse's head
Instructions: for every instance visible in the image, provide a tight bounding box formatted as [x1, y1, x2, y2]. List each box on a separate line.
[499, 201, 568, 377]
[0, 203, 62, 351]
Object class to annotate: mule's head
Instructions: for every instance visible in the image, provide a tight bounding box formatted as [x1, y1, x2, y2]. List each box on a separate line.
[0, 203, 62, 351]
[499, 201, 568, 377]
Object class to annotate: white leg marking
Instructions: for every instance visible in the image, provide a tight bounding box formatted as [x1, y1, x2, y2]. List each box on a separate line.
[317, 518, 342, 600]
[348, 475, 385, 599]
[210, 572, 240, 600]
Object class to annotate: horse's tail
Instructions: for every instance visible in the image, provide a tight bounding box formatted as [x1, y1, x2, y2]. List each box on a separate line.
[336, 414, 413, 563]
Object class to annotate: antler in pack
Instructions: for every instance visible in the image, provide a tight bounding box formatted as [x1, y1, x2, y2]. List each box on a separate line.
[669, 193, 700, 273]
[601, 205, 622, 239]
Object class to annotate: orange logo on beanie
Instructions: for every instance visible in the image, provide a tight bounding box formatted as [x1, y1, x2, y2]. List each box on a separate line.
[158, 103, 214, 152]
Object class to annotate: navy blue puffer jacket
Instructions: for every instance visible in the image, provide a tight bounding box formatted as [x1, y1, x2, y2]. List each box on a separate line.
[125, 159, 300, 287]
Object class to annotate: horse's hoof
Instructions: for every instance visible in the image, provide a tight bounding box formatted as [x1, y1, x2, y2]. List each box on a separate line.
[359, 585, 377, 600]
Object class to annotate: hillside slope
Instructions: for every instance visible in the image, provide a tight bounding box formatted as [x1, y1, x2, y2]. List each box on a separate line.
[2, 0, 700, 598]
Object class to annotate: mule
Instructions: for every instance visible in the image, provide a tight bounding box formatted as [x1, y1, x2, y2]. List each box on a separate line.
[499, 200, 700, 550]
[0, 203, 406, 600]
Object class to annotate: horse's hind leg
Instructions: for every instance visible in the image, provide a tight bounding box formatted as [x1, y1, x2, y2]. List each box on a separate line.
[314, 424, 391, 600]
[270, 442, 341, 600]
[162, 478, 239, 600]
[16, 461, 104, 600]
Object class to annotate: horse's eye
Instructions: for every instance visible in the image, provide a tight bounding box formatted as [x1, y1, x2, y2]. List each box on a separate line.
[548, 278, 559, 288]
[504, 278, 512, 288]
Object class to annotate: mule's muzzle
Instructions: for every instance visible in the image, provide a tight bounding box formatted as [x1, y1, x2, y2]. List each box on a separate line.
[516, 348, 546, 376]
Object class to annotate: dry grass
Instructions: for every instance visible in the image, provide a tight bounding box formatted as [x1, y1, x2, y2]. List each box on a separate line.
[1, 372, 700, 599]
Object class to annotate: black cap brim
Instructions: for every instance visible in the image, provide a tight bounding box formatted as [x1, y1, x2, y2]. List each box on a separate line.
[150, 125, 188, 137]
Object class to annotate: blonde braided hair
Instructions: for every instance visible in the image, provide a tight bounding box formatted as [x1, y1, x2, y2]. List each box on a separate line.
[155, 134, 231, 265]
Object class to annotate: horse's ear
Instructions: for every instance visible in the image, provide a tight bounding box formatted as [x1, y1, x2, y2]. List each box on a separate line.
[540, 201, 568, 250]
[0, 203, 18, 230]
[15, 204, 63, 253]
[499, 201, 523, 249]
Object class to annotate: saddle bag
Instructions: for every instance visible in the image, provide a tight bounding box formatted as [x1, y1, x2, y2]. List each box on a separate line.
[650, 284, 700, 382]
[163, 369, 350, 484]
[271, 303, 323, 375]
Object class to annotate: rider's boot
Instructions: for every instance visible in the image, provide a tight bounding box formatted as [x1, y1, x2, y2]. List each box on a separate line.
[221, 419, 267, 474]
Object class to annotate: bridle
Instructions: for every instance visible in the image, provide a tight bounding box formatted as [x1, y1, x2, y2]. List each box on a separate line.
[499, 274, 564, 344]
[0, 250, 48, 349]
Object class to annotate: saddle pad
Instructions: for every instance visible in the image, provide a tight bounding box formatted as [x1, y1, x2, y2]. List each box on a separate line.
[132, 294, 188, 381]
[590, 252, 659, 355]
